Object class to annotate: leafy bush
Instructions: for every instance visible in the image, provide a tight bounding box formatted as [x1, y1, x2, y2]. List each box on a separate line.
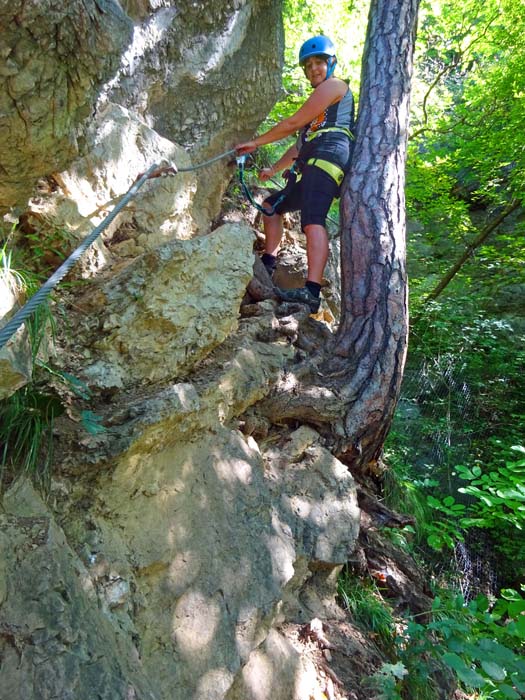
[455, 446, 525, 531]
[368, 589, 525, 700]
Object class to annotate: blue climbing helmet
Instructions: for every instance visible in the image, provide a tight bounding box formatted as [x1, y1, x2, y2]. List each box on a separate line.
[298, 35, 337, 79]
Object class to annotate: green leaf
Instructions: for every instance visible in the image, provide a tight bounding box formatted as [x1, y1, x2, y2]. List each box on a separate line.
[496, 488, 525, 501]
[456, 464, 476, 480]
[442, 653, 485, 687]
[427, 533, 443, 550]
[477, 639, 517, 665]
[459, 517, 489, 527]
[514, 674, 525, 692]
[516, 615, 525, 639]
[427, 495, 442, 508]
[480, 660, 506, 681]
[80, 410, 107, 435]
[473, 594, 489, 613]
[386, 662, 408, 680]
[508, 599, 525, 617]
[498, 685, 520, 699]
[501, 589, 522, 601]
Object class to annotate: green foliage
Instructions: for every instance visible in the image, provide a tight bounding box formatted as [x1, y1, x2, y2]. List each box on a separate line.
[0, 242, 104, 490]
[365, 662, 408, 700]
[367, 589, 525, 700]
[406, 0, 525, 313]
[425, 494, 466, 551]
[0, 386, 62, 488]
[386, 293, 525, 575]
[383, 447, 465, 554]
[0, 365, 103, 490]
[455, 446, 525, 532]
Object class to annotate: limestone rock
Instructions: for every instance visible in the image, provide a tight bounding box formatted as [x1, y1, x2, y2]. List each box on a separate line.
[225, 628, 318, 700]
[53, 306, 293, 472]
[0, 480, 159, 700]
[0, 328, 32, 399]
[1, 0, 284, 229]
[0, 1, 133, 211]
[100, 1, 284, 229]
[92, 426, 296, 700]
[81, 222, 255, 390]
[265, 427, 361, 567]
[57, 103, 197, 247]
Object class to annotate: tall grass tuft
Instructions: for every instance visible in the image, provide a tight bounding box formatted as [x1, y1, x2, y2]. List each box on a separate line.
[0, 241, 60, 490]
[337, 567, 396, 652]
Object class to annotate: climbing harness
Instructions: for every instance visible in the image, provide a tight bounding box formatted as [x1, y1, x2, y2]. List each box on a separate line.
[306, 157, 345, 186]
[236, 154, 298, 216]
[237, 148, 347, 215]
[305, 126, 353, 142]
[0, 148, 236, 352]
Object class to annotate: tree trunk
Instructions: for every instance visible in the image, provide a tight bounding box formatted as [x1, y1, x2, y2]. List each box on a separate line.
[261, 0, 420, 478]
[331, 0, 420, 475]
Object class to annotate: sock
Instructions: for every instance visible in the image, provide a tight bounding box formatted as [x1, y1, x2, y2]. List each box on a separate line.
[261, 253, 277, 271]
[305, 280, 321, 298]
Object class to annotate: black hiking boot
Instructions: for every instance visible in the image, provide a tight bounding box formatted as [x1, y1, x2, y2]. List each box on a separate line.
[261, 253, 277, 278]
[277, 286, 321, 314]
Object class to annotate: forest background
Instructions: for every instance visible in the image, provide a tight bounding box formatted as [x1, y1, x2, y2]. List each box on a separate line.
[252, 0, 525, 696]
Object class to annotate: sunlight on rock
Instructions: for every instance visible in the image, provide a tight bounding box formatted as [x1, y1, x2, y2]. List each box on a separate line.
[172, 590, 221, 653]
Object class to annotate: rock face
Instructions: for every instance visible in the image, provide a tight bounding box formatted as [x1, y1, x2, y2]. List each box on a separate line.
[0, 0, 284, 397]
[0, 343, 360, 699]
[0, 0, 284, 220]
[0, 481, 159, 700]
[0, 0, 133, 211]
[80, 222, 255, 390]
[0, 2, 365, 699]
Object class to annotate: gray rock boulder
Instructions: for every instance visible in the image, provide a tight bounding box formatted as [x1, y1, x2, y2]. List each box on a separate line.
[0, 480, 159, 700]
[0, 0, 133, 211]
[80, 221, 255, 390]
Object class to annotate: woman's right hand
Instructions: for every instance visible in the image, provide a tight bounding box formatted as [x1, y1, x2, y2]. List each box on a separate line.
[235, 140, 258, 155]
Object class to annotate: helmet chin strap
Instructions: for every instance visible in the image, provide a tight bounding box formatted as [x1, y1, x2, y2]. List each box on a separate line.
[326, 56, 337, 79]
[304, 56, 338, 83]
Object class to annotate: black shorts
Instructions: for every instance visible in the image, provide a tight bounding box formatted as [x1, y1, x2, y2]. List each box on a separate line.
[264, 166, 340, 230]
[264, 132, 352, 230]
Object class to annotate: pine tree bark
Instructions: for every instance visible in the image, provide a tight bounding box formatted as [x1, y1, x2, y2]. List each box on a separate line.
[332, 0, 420, 474]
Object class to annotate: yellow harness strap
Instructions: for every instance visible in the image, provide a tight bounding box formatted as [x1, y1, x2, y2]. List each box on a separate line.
[305, 126, 354, 142]
[306, 158, 345, 186]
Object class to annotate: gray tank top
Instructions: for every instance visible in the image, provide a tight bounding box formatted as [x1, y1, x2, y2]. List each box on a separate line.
[300, 88, 354, 145]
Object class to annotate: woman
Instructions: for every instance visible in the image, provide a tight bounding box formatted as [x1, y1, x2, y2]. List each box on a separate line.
[235, 35, 354, 313]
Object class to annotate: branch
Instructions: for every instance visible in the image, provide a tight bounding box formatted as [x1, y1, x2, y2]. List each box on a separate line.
[416, 11, 499, 131]
[422, 199, 521, 304]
